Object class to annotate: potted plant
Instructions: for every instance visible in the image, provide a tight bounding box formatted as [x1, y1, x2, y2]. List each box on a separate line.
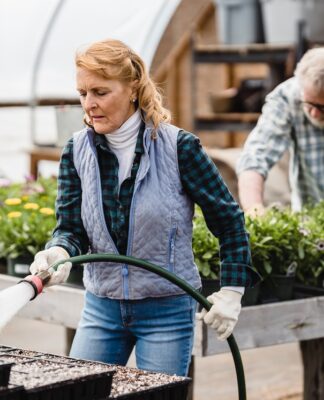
[292, 201, 324, 294]
[0, 177, 57, 277]
[246, 202, 324, 302]
[192, 207, 260, 306]
[192, 207, 220, 298]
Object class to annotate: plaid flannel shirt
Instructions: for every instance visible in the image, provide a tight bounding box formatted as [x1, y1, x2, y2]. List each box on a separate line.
[236, 77, 324, 210]
[47, 127, 259, 287]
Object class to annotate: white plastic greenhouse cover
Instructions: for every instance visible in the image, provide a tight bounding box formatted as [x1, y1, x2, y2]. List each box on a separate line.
[0, 0, 181, 102]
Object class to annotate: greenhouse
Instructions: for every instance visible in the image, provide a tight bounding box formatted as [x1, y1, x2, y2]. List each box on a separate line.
[0, 1, 323, 399]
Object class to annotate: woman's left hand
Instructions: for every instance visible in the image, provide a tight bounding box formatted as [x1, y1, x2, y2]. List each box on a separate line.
[197, 289, 242, 341]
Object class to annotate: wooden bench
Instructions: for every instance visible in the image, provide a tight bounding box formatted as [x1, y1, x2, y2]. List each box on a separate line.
[1, 274, 323, 398]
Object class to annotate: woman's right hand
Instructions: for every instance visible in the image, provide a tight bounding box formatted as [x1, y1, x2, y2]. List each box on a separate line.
[29, 246, 72, 287]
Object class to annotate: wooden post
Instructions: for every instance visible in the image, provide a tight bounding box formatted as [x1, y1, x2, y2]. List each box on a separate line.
[65, 328, 76, 355]
[300, 338, 324, 399]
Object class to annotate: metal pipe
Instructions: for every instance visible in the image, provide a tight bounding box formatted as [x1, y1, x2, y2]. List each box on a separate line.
[51, 253, 246, 400]
[29, 0, 66, 145]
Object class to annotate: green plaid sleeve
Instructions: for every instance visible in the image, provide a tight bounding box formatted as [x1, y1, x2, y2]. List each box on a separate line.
[177, 131, 260, 287]
[45, 138, 89, 257]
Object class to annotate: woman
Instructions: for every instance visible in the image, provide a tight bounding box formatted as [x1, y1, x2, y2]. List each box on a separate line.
[30, 39, 259, 376]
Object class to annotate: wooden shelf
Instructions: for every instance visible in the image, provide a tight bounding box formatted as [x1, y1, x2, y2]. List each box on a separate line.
[192, 43, 293, 135]
[28, 146, 62, 178]
[193, 43, 293, 64]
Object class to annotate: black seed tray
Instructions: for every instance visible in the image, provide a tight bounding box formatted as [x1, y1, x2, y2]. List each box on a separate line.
[109, 378, 191, 400]
[0, 363, 14, 387]
[0, 346, 190, 400]
[0, 384, 25, 400]
[0, 347, 15, 353]
[0, 357, 32, 365]
[18, 371, 114, 400]
[108, 365, 191, 400]
[0, 346, 115, 400]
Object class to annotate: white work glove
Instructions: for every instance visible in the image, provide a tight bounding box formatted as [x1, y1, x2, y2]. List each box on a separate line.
[198, 288, 242, 341]
[29, 246, 72, 287]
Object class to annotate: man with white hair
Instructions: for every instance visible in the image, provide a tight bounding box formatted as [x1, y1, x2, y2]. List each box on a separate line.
[236, 47, 324, 214]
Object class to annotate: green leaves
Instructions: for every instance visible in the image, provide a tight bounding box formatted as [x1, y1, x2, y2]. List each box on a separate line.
[192, 201, 324, 285]
[0, 177, 57, 259]
[246, 201, 324, 285]
[192, 207, 220, 279]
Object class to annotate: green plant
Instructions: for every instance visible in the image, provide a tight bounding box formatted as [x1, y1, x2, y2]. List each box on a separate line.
[245, 203, 324, 285]
[294, 201, 324, 286]
[192, 202, 324, 286]
[192, 207, 220, 279]
[0, 177, 57, 259]
[245, 206, 301, 278]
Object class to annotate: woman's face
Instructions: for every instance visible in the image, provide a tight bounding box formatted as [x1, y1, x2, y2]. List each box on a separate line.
[76, 67, 136, 134]
[302, 84, 324, 129]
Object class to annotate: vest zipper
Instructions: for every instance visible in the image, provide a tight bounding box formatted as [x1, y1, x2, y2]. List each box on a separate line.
[167, 225, 177, 272]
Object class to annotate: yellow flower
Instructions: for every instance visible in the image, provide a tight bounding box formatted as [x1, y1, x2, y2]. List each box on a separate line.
[7, 211, 22, 218]
[23, 203, 39, 210]
[39, 207, 54, 215]
[21, 195, 29, 201]
[4, 198, 22, 205]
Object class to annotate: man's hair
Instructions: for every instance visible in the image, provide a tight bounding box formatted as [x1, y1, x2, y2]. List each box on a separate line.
[295, 47, 324, 93]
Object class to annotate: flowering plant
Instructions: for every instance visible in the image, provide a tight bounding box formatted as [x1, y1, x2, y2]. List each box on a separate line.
[0, 177, 57, 259]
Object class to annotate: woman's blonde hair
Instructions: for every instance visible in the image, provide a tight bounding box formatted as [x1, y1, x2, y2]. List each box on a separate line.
[75, 39, 171, 130]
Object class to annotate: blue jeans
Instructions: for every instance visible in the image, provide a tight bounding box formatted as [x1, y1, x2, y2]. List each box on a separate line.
[70, 291, 197, 376]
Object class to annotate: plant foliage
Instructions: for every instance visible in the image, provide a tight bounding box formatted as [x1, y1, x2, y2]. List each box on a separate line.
[0, 177, 57, 259]
[192, 202, 324, 285]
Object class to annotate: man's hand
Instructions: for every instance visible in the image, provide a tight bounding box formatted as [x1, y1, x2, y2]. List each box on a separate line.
[29, 246, 72, 287]
[245, 202, 265, 218]
[197, 288, 242, 341]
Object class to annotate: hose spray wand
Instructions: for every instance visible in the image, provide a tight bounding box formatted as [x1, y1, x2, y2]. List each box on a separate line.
[19, 253, 246, 400]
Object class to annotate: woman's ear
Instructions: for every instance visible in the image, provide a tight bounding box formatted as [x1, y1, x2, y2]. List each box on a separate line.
[131, 79, 139, 97]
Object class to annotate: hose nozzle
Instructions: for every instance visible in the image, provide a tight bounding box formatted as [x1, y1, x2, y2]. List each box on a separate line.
[18, 270, 51, 301]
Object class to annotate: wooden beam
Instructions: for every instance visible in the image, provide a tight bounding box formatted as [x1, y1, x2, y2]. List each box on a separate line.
[152, 1, 215, 82]
[0, 99, 80, 108]
[201, 297, 324, 356]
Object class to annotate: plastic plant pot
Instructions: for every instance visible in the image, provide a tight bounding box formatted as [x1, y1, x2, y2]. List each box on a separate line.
[200, 278, 221, 298]
[293, 283, 324, 300]
[242, 284, 260, 307]
[6, 255, 34, 278]
[260, 274, 295, 303]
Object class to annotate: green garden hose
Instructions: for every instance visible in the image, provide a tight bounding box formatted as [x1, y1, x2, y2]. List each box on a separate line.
[52, 253, 246, 400]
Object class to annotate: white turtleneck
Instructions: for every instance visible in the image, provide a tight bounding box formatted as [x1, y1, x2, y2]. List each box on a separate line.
[105, 110, 142, 190]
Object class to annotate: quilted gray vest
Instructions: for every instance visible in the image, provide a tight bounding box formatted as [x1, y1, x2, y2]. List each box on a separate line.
[73, 123, 201, 299]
